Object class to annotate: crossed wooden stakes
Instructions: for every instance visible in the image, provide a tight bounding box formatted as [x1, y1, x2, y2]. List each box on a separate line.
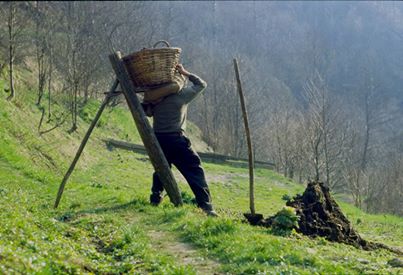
[54, 52, 183, 208]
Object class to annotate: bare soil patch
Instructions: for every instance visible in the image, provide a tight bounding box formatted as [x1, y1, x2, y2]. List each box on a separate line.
[148, 230, 222, 274]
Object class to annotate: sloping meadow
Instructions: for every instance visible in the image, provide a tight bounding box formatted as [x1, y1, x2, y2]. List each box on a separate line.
[0, 79, 402, 274]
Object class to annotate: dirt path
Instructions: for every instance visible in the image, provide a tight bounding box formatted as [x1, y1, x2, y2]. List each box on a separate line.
[147, 229, 222, 274]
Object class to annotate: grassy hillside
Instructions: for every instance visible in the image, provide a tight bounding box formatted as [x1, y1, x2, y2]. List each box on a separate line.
[0, 77, 402, 274]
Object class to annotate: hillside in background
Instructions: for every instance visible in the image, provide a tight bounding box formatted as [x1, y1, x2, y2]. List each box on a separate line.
[1, 1, 401, 214]
[0, 73, 402, 274]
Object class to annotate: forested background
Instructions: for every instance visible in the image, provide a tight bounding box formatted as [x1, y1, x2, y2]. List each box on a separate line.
[1, 1, 402, 215]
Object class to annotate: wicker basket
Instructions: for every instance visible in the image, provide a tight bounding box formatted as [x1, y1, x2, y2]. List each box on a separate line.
[122, 40, 182, 88]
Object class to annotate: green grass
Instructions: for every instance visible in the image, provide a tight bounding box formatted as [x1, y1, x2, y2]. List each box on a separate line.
[0, 77, 402, 274]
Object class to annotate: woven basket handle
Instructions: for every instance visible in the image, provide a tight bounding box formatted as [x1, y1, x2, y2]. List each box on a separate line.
[153, 40, 170, 48]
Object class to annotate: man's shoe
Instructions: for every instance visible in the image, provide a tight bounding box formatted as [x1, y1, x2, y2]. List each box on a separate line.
[150, 193, 163, 206]
[202, 208, 219, 217]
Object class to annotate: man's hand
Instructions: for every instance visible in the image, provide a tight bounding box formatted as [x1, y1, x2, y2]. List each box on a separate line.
[176, 64, 191, 77]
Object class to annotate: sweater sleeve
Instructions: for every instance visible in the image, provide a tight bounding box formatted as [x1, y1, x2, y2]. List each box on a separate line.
[178, 74, 207, 104]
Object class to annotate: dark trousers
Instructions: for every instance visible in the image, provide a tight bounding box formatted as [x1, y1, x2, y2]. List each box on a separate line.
[152, 133, 213, 211]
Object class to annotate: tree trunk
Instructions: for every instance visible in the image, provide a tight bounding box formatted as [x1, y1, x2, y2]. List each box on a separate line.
[69, 82, 78, 133]
[36, 50, 46, 106]
[0, 63, 5, 76]
[74, 82, 78, 128]
[7, 3, 15, 101]
[313, 135, 321, 182]
[35, 0, 46, 106]
[38, 106, 45, 133]
[83, 77, 89, 104]
[47, 43, 53, 120]
[7, 49, 15, 100]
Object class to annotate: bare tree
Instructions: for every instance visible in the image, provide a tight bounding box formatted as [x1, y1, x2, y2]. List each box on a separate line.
[1, 2, 27, 100]
[56, 2, 101, 131]
[31, 1, 58, 109]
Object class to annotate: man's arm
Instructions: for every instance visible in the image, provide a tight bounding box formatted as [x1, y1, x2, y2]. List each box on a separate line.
[176, 64, 207, 103]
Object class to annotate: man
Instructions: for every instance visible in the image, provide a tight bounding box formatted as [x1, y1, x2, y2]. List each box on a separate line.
[148, 64, 218, 217]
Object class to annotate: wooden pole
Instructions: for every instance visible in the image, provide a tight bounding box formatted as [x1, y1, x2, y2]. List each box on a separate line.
[54, 79, 119, 208]
[109, 52, 183, 206]
[233, 58, 255, 215]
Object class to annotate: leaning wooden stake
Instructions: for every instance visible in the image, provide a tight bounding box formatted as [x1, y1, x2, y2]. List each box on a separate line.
[233, 58, 256, 215]
[54, 80, 119, 208]
[109, 52, 182, 206]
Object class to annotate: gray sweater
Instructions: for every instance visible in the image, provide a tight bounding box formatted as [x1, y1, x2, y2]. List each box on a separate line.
[153, 74, 207, 133]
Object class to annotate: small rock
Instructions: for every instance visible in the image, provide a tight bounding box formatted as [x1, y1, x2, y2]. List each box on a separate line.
[357, 258, 369, 264]
[388, 258, 403, 268]
[306, 247, 316, 254]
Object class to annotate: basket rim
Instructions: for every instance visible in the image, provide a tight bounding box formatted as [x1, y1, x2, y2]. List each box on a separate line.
[122, 48, 181, 61]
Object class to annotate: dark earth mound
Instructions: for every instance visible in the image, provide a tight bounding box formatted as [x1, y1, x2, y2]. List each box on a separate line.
[286, 182, 373, 249]
[245, 182, 402, 255]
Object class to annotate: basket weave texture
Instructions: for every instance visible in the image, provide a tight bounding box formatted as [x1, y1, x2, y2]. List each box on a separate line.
[122, 41, 182, 88]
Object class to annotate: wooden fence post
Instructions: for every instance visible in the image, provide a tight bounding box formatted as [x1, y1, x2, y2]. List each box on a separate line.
[233, 58, 255, 215]
[109, 52, 182, 206]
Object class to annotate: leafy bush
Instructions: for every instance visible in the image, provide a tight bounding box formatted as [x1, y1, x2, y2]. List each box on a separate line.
[270, 206, 299, 236]
[281, 194, 292, 202]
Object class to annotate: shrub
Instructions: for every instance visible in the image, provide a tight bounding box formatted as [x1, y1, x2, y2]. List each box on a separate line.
[271, 206, 299, 236]
[281, 194, 292, 202]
